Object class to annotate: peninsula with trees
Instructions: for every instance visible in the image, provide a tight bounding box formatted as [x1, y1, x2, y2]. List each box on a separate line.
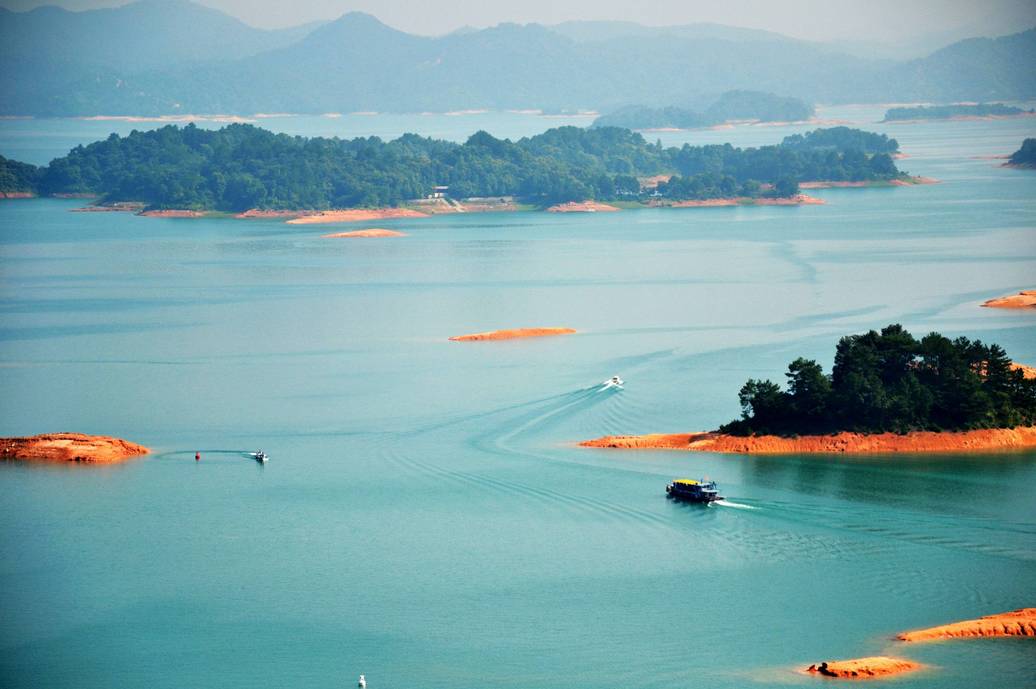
[581, 325, 1036, 454]
[883, 103, 1035, 122]
[1006, 138, 1036, 168]
[0, 124, 917, 214]
[592, 90, 814, 130]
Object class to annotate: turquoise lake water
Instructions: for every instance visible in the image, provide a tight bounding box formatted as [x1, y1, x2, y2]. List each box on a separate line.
[1, 110, 1035, 688]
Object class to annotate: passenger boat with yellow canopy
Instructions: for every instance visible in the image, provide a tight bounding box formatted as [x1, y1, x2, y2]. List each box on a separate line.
[665, 478, 721, 503]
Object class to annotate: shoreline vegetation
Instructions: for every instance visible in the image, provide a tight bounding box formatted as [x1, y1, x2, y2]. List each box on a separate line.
[1, 433, 150, 463]
[883, 103, 1036, 123]
[580, 324, 1036, 454]
[0, 124, 910, 214]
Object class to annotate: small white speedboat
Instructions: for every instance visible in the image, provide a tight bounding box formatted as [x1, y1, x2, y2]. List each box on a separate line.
[252, 450, 268, 463]
[603, 375, 624, 388]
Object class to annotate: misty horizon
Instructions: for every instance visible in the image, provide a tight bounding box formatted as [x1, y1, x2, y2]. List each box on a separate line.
[2, 0, 1035, 45]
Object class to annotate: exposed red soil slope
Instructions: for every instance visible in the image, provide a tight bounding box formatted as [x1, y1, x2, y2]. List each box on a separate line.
[234, 209, 307, 219]
[805, 657, 923, 679]
[1, 433, 150, 463]
[753, 194, 825, 205]
[579, 427, 1036, 454]
[982, 290, 1036, 309]
[286, 208, 428, 224]
[449, 327, 576, 341]
[546, 201, 621, 212]
[138, 209, 205, 218]
[667, 194, 824, 208]
[321, 228, 407, 238]
[897, 608, 1036, 642]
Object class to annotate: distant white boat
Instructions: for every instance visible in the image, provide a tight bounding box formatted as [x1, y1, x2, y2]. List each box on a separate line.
[603, 375, 624, 388]
[251, 450, 268, 463]
[358, 674, 366, 688]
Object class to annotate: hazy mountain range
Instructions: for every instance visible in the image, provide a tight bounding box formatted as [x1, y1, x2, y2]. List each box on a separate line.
[1, 0, 1034, 116]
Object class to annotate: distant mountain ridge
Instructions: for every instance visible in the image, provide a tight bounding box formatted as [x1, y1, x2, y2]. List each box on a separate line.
[1, 1, 1033, 116]
[593, 91, 815, 129]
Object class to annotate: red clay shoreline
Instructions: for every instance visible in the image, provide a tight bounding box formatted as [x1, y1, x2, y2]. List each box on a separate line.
[64, 179, 936, 220]
[322, 228, 407, 238]
[981, 290, 1036, 309]
[668, 193, 825, 207]
[449, 327, 576, 341]
[800, 176, 937, 189]
[139, 209, 206, 218]
[579, 426, 1036, 454]
[1, 433, 150, 463]
[897, 608, 1036, 642]
[546, 201, 621, 212]
[801, 608, 1034, 679]
[804, 657, 923, 679]
[287, 208, 429, 224]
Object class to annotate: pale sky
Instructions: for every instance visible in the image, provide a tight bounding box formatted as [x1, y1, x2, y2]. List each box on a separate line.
[3, 0, 1034, 43]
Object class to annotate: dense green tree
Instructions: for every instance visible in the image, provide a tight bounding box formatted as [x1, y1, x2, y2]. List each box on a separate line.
[785, 358, 831, 430]
[0, 155, 42, 194]
[780, 127, 899, 154]
[720, 325, 1036, 436]
[773, 177, 799, 197]
[1008, 138, 1036, 167]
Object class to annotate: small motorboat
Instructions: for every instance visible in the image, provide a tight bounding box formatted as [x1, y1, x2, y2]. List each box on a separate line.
[666, 478, 722, 504]
[603, 375, 624, 388]
[251, 450, 268, 463]
[358, 674, 367, 688]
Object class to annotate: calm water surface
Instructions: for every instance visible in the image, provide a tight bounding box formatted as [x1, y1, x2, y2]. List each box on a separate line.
[1, 112, 1035, 688]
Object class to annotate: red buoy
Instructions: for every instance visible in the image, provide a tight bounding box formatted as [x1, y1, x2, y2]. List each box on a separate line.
[195, 451, 200, 461]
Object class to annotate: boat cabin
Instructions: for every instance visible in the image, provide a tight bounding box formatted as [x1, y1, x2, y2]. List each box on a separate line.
[666, 478, 721, 503]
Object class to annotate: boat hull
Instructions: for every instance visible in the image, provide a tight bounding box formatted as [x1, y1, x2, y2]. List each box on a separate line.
[665, 483, 721, 503]
[667, 491, 721, 503]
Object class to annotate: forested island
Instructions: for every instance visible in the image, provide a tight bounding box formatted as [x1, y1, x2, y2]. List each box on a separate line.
[722, 325, 1036, 436]
[1007, 138, 1036, 168]
[592, 91, 814, 130]
[1, 124, 909, 211]
[581, 325, 1036, 455]
[883, 103, 1034, 122]
[778, 127, 898, 155]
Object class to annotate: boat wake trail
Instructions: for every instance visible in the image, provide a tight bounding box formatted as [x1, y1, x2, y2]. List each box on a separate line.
[494, 385, 612, 448]
[715, 500, 756, 510]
